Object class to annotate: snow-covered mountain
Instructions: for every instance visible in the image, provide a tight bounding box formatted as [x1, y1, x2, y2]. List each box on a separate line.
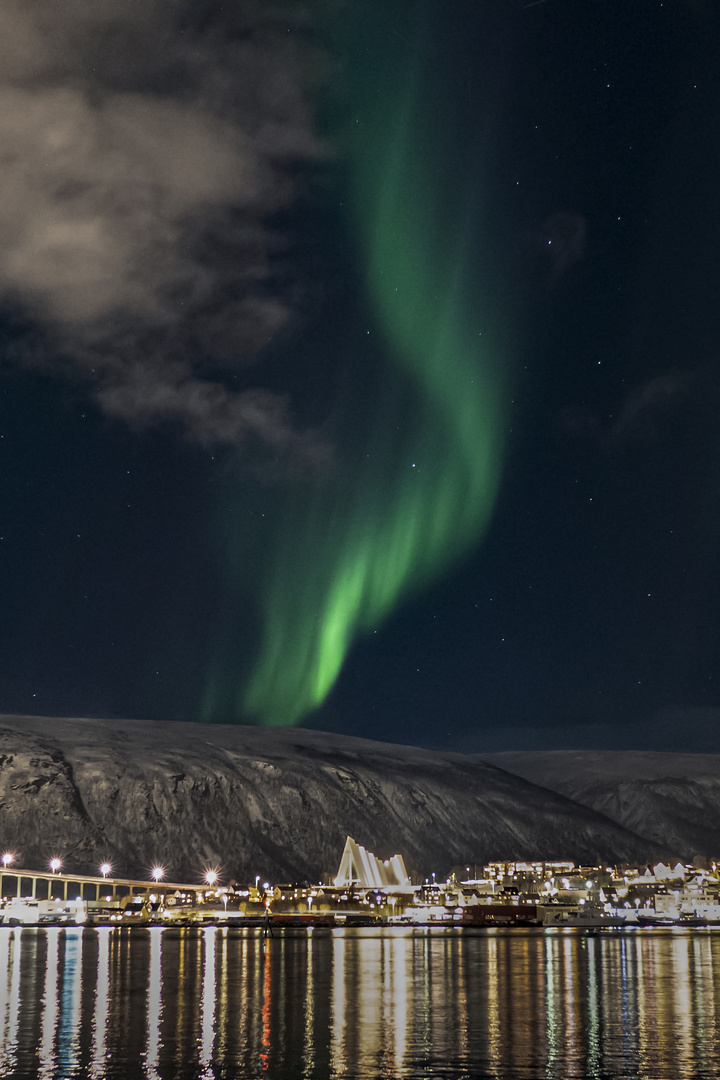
[486, 750, 720, 862]
[0, 715, 687, 883]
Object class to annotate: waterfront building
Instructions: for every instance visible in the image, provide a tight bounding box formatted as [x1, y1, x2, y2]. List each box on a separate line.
[333, 836, 411, 890]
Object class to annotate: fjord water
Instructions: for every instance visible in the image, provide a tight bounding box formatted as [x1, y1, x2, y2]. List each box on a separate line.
[1, 925, 719, 1079]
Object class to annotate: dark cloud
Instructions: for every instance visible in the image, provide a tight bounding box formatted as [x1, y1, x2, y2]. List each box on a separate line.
[0, 0, 330, 471]
[605, 370, 695, 447]
[95, 357, 330, 474]
[560, 364, 719, 449]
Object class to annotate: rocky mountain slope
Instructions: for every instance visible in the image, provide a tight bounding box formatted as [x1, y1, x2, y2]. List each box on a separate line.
[487, 750, 720, 862]
[0, 715, 669, 883]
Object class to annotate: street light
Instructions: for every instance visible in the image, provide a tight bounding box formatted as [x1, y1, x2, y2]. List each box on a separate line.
[1, 852, 14, 869]
[151, 866, 164, 883]
[205, 870, 219, 887]
[50, 858, 62, 874]
[100, 863, 112, 879]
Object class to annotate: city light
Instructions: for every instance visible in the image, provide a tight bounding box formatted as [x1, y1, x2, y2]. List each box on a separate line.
[0, 848, 709, 931]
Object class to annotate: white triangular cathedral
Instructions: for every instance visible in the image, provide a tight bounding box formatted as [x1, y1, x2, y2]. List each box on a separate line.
[333, 836, 411, 889]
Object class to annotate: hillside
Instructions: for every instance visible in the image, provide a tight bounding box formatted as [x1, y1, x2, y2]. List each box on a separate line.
[0, 715, 668, 883]
[487, 750, 720, 862]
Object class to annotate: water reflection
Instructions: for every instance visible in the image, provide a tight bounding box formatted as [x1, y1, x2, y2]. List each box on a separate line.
[0, 927, 719, 1077]
[57, 927, 83, 1075]
[216, 928, 229, 1067]
[387, 932, 410, 1075]
[38, 928, 60, 1079]
[0, 927, 21, 1074]
[146, 928, 163, 1079]
[303, 930, 315, 1078]
[330, 931, 345, 1077]
[199, 927, 216, 1077]
[586, 936, 601, 1080]
[90, 928, 110, 1079]
[260, 937, 271, 1074]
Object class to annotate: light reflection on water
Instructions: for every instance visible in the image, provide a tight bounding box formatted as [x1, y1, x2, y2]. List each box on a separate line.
[39, 927, 60, 1078]
[0, 925, 719, 1078]
[90, 927, 109, 1079]
[199, 927, 216, 1077]
[146, 927, 163, 1079]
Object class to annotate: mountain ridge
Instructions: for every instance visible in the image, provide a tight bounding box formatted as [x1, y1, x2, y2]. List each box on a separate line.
[485, 749, 720, 863]
[0, 715, 700, 882]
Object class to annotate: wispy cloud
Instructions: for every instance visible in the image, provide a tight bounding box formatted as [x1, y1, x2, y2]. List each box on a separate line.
[0, 0, 329, 471]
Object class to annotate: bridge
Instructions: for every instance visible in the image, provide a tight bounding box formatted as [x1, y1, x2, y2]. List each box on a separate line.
[0, 869, 204, 905]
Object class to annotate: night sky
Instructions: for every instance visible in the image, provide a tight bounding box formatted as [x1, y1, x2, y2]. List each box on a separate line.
[1, 0, 719, 753]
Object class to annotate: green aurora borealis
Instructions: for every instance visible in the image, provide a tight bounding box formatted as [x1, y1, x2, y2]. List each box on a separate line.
[213, 4, 508, 726]
[2, 0, 718, 748]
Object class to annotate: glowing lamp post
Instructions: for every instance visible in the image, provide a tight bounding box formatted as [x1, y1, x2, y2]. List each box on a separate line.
[1, 853, 14, 869]
[100, 863, 112, 879]
[205, 870, 219, 888]
[50, 858, 62, 874]
[151, 867, 164, 884]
